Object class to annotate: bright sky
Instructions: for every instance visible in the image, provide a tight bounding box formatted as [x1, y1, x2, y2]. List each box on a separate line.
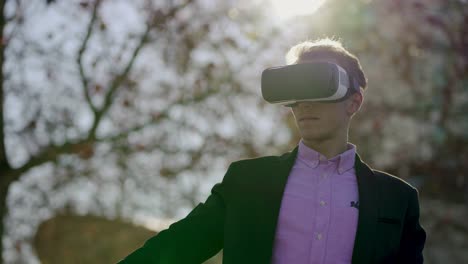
[270, 0, 326, 20]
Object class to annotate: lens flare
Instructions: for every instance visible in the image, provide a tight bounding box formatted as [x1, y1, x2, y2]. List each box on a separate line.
[270, 0, 326, 20]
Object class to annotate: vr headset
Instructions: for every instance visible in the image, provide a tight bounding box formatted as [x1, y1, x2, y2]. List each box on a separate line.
[261, 62, 360, 107]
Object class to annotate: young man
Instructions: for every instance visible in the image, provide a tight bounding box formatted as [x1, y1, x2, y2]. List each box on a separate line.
[118, 39, 426, 264]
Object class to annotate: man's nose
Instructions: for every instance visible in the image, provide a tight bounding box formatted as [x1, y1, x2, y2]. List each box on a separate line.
[297, 101, 317, 108]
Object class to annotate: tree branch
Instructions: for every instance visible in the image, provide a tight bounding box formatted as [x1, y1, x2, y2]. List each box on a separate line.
[96, 86, 233, 144]
[77, 0, 101, 115]
[0, 0, 11, 172]
[87, 0, 196, 140]
[2, 0, 200, 182]
[3, 138, 93, 183]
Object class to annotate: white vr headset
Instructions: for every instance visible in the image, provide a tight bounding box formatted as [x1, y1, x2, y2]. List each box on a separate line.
[261, 62, 360, 107]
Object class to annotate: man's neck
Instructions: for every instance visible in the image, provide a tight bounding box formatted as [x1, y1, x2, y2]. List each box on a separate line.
[302, 137, 349, 159]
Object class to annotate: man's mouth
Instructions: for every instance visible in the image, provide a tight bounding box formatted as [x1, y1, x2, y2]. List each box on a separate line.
[299, 117, 320, 121]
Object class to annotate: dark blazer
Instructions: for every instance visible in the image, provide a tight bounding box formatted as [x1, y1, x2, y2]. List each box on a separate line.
[119, 146, 426, 264]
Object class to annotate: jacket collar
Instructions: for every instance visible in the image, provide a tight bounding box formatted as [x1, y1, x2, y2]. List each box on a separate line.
[257, 145, 378, 264]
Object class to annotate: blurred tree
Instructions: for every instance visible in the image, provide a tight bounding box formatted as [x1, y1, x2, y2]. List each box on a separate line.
[0, 0, 289, 263]
[374, 0, 468, 204]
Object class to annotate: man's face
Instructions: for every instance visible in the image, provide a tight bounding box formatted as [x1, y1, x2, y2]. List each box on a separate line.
[291, 101, 348, 142]
[289, 57, 363, 142]
[290, 93, 362, 142]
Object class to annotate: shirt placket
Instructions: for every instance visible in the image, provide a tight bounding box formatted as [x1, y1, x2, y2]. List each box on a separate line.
[310, 158, 333, 264]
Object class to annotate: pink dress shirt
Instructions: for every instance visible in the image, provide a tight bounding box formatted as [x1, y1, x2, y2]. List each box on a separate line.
[271, 139, 359, 264]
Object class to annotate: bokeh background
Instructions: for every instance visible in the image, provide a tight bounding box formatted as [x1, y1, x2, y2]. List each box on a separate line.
[0, 0, 467, 263]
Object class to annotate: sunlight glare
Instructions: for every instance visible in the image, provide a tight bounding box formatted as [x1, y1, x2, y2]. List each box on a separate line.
[270, 0, 326, 20]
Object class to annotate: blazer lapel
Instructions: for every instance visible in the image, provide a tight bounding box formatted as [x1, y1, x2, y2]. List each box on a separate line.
[352, 153, 379, 264]
[256, 146, 299, 264]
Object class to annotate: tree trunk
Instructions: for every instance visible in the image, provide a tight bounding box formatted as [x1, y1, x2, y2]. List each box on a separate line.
[0, 0, 7, 261]
[0, 179, 8, 264]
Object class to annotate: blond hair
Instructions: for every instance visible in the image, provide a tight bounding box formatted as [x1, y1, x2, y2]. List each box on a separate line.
[285, 38, 367, 90]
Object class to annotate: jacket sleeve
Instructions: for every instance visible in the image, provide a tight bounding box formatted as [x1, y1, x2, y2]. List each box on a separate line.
[117, 164, 234, 264]
[396, 187, 426, 263]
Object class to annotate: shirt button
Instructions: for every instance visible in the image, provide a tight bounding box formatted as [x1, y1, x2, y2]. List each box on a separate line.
[321, 173, 327, 179]
[319, 156, 326, 161]
[317, 233, 322, 240]
[320, 201, 326, 206]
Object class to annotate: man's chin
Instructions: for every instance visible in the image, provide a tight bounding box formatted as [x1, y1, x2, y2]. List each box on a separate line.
[301, 133, 331, 143]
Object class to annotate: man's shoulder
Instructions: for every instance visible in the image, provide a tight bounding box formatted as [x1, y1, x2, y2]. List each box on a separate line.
[220, 152, 290, 186]
[372, 168, 418, 194]
[230, 154, 281, 167]
[228, 149, 293, 170]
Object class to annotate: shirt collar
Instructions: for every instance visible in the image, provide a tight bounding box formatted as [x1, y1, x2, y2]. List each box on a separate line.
[297, 139, 356, 174]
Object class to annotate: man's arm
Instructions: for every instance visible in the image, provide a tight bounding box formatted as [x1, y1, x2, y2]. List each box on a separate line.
[117, 165, 233, 264]
[396, 188, 426, 263]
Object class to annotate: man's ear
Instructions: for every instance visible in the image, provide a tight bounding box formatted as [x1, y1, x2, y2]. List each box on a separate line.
[347, 92, 363, 116]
